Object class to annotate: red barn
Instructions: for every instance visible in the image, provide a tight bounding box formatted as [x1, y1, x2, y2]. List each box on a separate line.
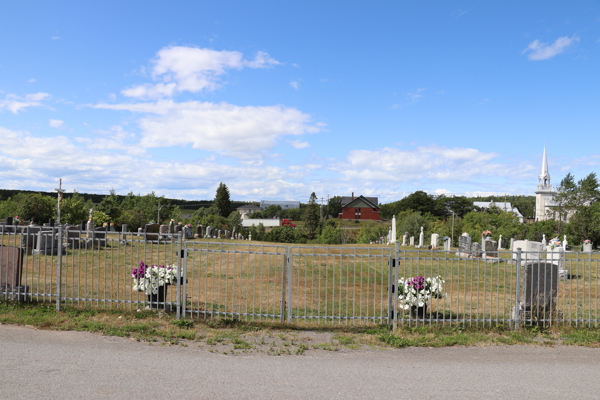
[339, 193, 381, 220]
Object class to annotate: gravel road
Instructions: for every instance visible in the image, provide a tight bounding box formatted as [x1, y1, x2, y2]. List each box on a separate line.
[1, 324, 599, 399]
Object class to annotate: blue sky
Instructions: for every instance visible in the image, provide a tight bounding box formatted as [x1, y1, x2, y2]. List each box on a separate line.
[1, 1, 599, 203]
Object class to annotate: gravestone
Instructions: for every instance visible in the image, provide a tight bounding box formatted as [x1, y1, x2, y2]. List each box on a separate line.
[6, 217, 13, 225]
[509, 238, 514, 251]
[513, 240, 543, 261]
[20, 226, 40, 254]
[159, 225, 169, 236]
[459, 235, 472, 256]
[66, 228, 81, 248]
[196, 225, 203, 238]
[205, 226, 213, 238]
[563, 235, 568, 249]
[431, 233, 439, 249]
[121, 224, 128, 233]
[409, 236, 414, 246]
[145, 223, 160, 240]
[443, 236, 451, 252]
[80, 221, 86, 231]
[417, 227, 424, 248]
[175, 224, 183, 234]
[546, 246, 566, 277]
[137, 227, 143, 234]
[525, 261, 558, 313]
[86, 221, 94, 232]
[109, 224, 115, 232]
[224, 230, 229, 239]
[484, 239, 498, 258]
[402, 234, 407, 246]
[217, 230, 222, 239]
[498, 235, 503, 250]
[471, 242, 482, 257]
[0, 245, 23, 287]
[583, 243, 593, 253]
[168, 220, 175, 234]
[541, 234, 547, 247]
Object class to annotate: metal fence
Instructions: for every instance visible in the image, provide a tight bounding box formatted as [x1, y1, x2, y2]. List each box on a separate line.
[1, 228, 599, 329]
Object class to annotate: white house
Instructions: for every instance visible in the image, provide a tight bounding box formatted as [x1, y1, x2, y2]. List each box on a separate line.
[236, 204, 262, 220]
[473, 201, 524, 223]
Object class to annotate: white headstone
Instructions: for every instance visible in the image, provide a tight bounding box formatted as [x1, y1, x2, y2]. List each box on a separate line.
[583, 242, 592, 253]
[391, 215, 397, 244]
[402, 234, 407, 246]
[431, 233, 439, 248]
[510, 238, 514, 251]
[541, 234, 547, 247]
[417, 227, 424, 248]
[444, 236, 451, 251]
[409, 236, 415, 246]
[563, 235, 568, 249]
[512, 240, 544, 261]
[498, 234, 503, 250]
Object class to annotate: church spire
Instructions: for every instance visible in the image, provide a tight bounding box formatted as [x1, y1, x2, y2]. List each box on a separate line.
[539, 145, 551, 188]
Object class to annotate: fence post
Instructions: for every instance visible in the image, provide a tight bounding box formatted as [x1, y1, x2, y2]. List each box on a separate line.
[182, 237, 188, 319]
[56, 226, 62, 311]
[176, 232, 182, 320]
[287, 247, 293, 324]
[515, 247, 521, 331]
[393, 242, 400, 331]
[280, 247, 287, 324]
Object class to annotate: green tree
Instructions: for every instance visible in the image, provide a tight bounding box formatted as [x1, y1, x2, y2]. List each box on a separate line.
[327, 196, 343, 218]
[20, 193, 55, 224]
[304, 192, 320, 239]
[227, 211, 242, 232]
[214, 183, 232, 218]
[61, 191, 92, 224]
[0, 196, 22, 219]
[97, 190, 121, 222]
[398, 211, 428, 239]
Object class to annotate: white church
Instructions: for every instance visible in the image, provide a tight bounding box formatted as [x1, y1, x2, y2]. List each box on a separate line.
[535, 146, 572, 222]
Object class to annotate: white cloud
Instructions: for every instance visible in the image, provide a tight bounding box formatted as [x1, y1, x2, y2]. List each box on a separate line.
[27, 78, 36, 83]
[0, 92, 50, 114]
[122, 46, 280, 99]
[433, 189, 451, 195]
[523, 35, 579, 60]
[289, 81, 300, 90]
[338, 146, 526, 182]
[289, 140, 310, 149]
[49, 119, 64, 128]
[93, 100, 324, 154]
[51, 36, 60, 40]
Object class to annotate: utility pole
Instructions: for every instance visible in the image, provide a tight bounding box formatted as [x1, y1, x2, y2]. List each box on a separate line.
[55, 178, 65, 224]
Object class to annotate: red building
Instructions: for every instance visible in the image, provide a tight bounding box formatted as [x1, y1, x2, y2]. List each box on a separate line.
[339, 193, 381, 220]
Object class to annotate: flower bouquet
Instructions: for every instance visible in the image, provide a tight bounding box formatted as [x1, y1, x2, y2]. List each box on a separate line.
[398, 276, 445, 317]
[584, 239, 592, 244]
[132, 261, 177, 306]
[549, 238, 561, 250]
[482, 230, 492, 238]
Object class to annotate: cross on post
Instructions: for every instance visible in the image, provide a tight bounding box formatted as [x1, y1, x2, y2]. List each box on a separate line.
[55, 178, 65, 224]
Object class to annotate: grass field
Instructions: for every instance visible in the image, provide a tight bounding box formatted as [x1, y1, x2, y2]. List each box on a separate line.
[2, 233, 600, 327]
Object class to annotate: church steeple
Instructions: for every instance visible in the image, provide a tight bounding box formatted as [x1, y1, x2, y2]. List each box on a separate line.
[538, 145, 551, 188]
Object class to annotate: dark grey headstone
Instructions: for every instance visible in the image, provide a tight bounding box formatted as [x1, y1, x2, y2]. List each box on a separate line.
[145, 223, 160, 240]
[471, 242, 482, 257]
[6, 217, 13, 225]
[525, 262, 558, 311]
[175, 224, 183, 233]
[459, 236, 472, 254]
[0, 245, 23, 287]
[484, 239, 498, 257]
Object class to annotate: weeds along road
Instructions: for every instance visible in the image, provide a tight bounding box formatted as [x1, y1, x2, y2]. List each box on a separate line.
[1, 324, 599, 400]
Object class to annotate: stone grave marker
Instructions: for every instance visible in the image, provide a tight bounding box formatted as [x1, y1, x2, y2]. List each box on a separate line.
[6, 217, 13, 225]
[168, 220, 175, 234]
[409, 236, 414, 246]
[583, 242, 593, 253]
[402, 234, 407, 246]
[196, 225, 203, 238]
[509, 238, 514, 251]
[443, 236, 452, 252]
[416, 227, 424, 248]
[431, 233, 439, 249]
[145, 223, 160, 240]
[546, 246, 567, 277]
[525, 261, 558, 313]
[0, 245, 23, 287]
[205, 226, 212, 238]
[459, 235, 472, 256]
[484, 239, 498, 258]
[175, 224, 183, 234]
[159, 225, 169, 236]
[471, 242, 482, 257]
[512, 240, 543, 261]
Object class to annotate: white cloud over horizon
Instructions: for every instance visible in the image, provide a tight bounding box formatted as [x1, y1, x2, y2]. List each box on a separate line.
[93, 100, 324, 155]
[523, 35, 579, 60]
[49, 119, 64, 128]
[121, 46, 281, 99]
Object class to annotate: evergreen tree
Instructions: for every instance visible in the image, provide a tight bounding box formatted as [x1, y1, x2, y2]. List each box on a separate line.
[305, 192, 319, 239]
[214, 183, 232, 218]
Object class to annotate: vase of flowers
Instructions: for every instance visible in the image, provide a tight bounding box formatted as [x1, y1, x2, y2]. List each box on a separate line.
[132, 261, 177, 308]
[398, 276, 445, 318]
[583, 239, 593, 253]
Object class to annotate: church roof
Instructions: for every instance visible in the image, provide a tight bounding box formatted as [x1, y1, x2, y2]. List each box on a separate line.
[540, 145, 549, 178]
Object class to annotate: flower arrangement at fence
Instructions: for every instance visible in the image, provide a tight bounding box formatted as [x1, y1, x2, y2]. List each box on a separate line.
[549, 237, 561, 250]
[482, 230, 492, 237]
[584, 239, 592, 244]
[14, 216, 22, 225]
[397, 276, 445, 310]
[185, 223, 193, 228]
[131, 261, 177, 295]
